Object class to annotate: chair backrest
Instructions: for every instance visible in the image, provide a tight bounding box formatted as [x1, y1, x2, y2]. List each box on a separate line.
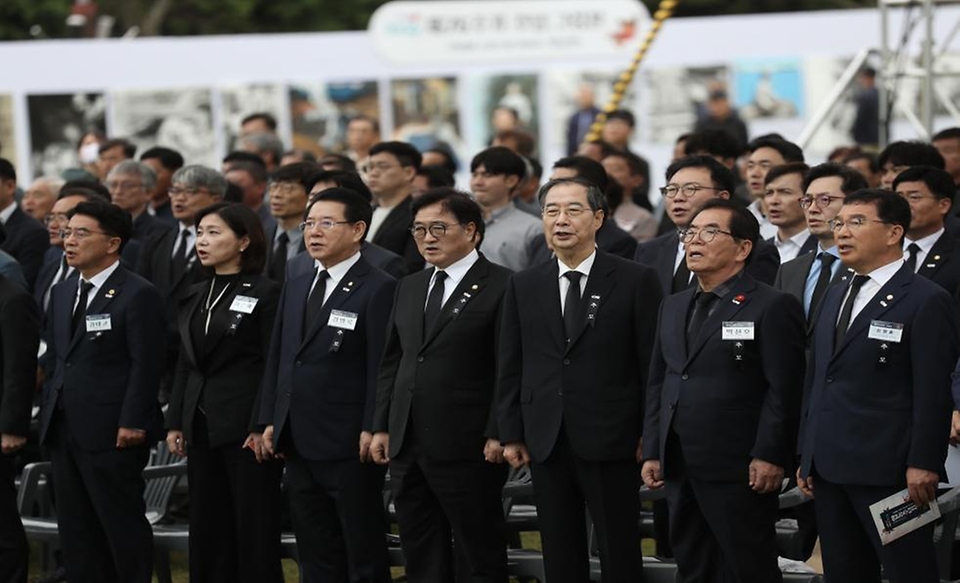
[143, 442, 186, 523]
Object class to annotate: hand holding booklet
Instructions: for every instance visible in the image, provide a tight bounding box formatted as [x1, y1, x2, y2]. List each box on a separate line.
[868, 488, 942, 545]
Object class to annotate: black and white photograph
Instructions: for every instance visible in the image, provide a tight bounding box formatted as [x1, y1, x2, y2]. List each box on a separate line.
[643, 64, 729, 145]
[289, 80, 380, 158]
[27, 92, 106, 178]
[547, 70, 640, 155]
[390, 77, 462, 155]
[466, 73, 539, 154]
[219, 83, 289, 155]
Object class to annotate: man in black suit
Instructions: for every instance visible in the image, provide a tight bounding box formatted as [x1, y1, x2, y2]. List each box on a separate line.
[499, 177, 662, 583]
[642, 199, 806, 583]
[566, 84, 600, 156]
[140, 146, 183, 228]
[0, 271, 40, 583]
[635, 155, 780, 296]
[370, 188, 511, 582]
[763, 162, 818, 262]
[366, 141, 425, 274]
[106, 160, 162, 242]
[260, 188, 395, 583]
[797, 190, 958, 583]
[263, 162, 313, 282]
[39, 201, 166, 583]
[0, 158, 50, 291]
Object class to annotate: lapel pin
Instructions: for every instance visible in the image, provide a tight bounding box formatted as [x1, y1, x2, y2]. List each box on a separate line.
[934, 255, 941, 260]
[732, 294, 745, 305]
[471, 284, 478, 290]
[886, 294, 893, 300]
[242, 282, 251, 287]
[926, 264, 935, 268]
[348, 281, 354, 287]
[105, 289, 116, 298]
[880, 301, 888, 307]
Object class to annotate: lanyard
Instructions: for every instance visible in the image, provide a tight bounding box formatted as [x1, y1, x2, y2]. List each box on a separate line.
[203, 279, 233, 335]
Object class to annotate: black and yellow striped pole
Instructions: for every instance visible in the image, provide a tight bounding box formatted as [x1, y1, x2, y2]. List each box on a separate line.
[582, 0, 680, 144]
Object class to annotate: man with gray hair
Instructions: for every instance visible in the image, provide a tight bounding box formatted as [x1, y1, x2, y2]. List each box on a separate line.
[22, 176, 63, 222]
[137, 165, 225, 402]
[241, 131, 284, 173]
[106, 160, 160, 241]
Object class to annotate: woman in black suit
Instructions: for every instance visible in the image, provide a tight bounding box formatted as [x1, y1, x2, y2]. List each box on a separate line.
[166, 202, 283, 583]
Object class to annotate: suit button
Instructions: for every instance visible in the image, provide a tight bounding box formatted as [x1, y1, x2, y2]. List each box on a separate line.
[417, 356, 424, 363]
[563, 359, 570, 365]
[670, 403, 676, 410]
[295, 361, 302, 367]
[681, 374, 689, 380]
[826, 377, 833, 383]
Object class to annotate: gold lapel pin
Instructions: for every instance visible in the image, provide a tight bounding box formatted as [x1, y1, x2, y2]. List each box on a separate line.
[934, 255, 941, 260]
[886, 294, 893, 300]
[471, 284, 478, 290]
[105, 289, 116, 298]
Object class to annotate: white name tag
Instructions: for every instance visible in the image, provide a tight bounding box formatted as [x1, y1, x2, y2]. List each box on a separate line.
[868, 320, 904, 343]
[229, 295, 258, 314]
[328, 309, 358, 331]
[722, 321, 755, 340]
[85, 314, 112, 332]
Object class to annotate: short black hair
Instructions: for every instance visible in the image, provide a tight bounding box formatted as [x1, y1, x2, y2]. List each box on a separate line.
[552, 156, 608, 191]
[59, 180, 111, 202]
[527, 157, 543, 180]
[241, 112, 278, 132]
[99, 138, 136, 159]
[842, 151, 879, 173]
[843, 188, 911, 243]
[802, 163, 869, 195]
[606, 109, 636, 128]
[223, 151, 267, 169]
[746, 137, 804, 163]
[417, 165, 456, 189]
[933, 127, 960, 142]
[411, 187, 486, 247]
[225, 160, 268, 184]
[684, 128, 745, 160]
[665, 155, 737, 195]
[271, 162, 318, 191]
[347, 115, 380, 134]
[763, 162, 810, 187]
[878, 140, 945, 170]
[139, 147, 184, 171]
[318, 153, 358, 173]
[67, 200, 133, 252]
[369, 141, 422, 169]
[282, 149, 317, 164]
[494, 129, 536, 157]
[305, 187, 374, 243]
[424, 144, 459, 173]
[195, 202, 268, 273]
[0, 158, 14, 182]
[308, 170, 373, 203]
[892, 166, 955, 201]
[470, 146, 526, 181]
[692, 198, 759, 263]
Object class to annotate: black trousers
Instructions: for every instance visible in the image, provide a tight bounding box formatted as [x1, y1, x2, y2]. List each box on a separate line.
[187, 412, 284, 583]
[813, 472, 939, 583]
[0, 453, 27, 583]
[389, 436, 509, 583]
[529, 429, 642, 583]
[46, 411, 153, 583]
[285, 451, 390, 583]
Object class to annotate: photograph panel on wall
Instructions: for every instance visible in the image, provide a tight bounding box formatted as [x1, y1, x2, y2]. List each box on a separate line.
[288, 80, 380, 158]
[27, 92, 106, 179]
[390, 77, 463, 160]
[0, 95, 17, 170]
[733, 58, 803, 121]
[465, 73, 539, 156]
[219, 83, 289, 155]
[111, 88, 216, 168]
[642, 64, 729, 146]
[547, 70, 640, 157]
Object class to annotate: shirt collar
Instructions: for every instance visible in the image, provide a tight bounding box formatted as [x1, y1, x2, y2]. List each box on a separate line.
[315, 250, 362, 285]
[485, 203, 515, 224]
[82, 259, 121, 291]
[557, 249, 598, 280]
[818, 243, 840, 258]
[0, 202, 16, 224]
[903, 227, 944, 255]
[433, 249, 479, 288]
[776, 229, 811, 249]
[861, 258, 905, 288]
[178, 222, 197, 237]
[698, 269, 743, 299]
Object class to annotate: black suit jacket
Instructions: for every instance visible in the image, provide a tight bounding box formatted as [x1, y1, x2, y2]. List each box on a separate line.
[642, 274, 806, 481]
[35, 244, 143, 316]
[132, 211, 161, 242]
[1, 206, 50, 291]
[774, 250, 855, 333]
[259, 256, 396, 461]
[371, 195, 424, 275]
[915, 232, 960, 297]
[167, 274, 280, 449]
[263, 223, 306, 280]
[498, 251, 662, 462]
[0, 275, 39, 438]
[286, 242, 407, 281]
[374, 255, 511, 461]
[527, 220, 638, 266]
[765, 233, 819, 262]
[566, 106, 601, 155]
[39, 266, 166, 451]
[635, 230, 780, 296]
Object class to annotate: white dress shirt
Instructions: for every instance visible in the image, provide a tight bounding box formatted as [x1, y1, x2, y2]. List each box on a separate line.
[425, 249, 479, 308]
[902, 228, 944, 273]
[75, 260, 120, 312]
[774, 229, 812, 263]
[312, 251, 362, 305]
[839, 258, 904, 327]
[558, 249, 597, 314]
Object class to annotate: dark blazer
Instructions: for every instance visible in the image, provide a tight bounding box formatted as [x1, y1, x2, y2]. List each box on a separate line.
[527, 220, 638, 266]
[39, 266, 167, 451]
[798, 264, 958, 486]
[774, 250, 855, 333]
[566, 106, 601, 155]
[167, 274, 280, 449]
[374, 255, 511, 461]
[642, 274, 806, 481]
[765, 234, 819, 261]
[0, 274, 40, 438]
[371, 195, 424, 275]
[635, 230, 780, 296]
[915, 232, 960, 296]
[286, 242, 407, 281]
[132, 212, 161, 242]
[263, 223, 306, 279]
[259, 256, 396, 461]
[1, 206, 50, 291]
[36, 244, 142, 315]
[498, 251, 662, 462]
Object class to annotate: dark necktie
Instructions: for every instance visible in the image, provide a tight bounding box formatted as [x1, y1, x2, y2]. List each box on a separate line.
[56, 255, 70, 284]
[269, 232, 289, 281]
[672, 253, 692, 294]
[71, 280, 94, 336]
[172, 229, 191, 278]
[686, 291, 717, 352]
[835, 274, 871, 349]
[808, 253, 838, 321]
[303, 269, 328, 337]
[905, 243, 921, 273]
[423, 270, 448, 336]
[563, 271, 583, 342]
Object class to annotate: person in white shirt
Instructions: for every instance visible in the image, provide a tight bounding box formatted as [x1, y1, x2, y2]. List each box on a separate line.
[763, 162, 816, 263]
[744, 137, 805, 241]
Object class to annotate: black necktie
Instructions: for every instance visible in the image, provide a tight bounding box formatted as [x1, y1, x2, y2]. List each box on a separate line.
[269, 232, 289, 281]
[303, 269, 328, 337]
[71, 280, 94, 336]
[423, 270, 448, 336]
[172, 229, 191, 278]
[808, 253, 837, 321]
[835, 274, 870, 349]
[563, 271, 583, 342]
[672, 253, 692, 294]
[56, 255, 70, 284]
[686, 291, 717, 352]
[905, 243, 921, 273]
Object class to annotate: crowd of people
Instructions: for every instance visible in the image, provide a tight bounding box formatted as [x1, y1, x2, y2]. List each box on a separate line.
[1, 105, 960, 583]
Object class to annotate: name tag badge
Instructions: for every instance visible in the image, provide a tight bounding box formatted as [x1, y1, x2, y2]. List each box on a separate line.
[328, 309, 358, 331]
[229, 295, 258, 314]
[721, 321, 755, 341]
[868, 320, 904, 343]
[85, 314, 112, 332]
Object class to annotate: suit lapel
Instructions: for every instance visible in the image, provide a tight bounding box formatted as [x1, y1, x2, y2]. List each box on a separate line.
[178, 284, 205, 367]
[565, 252, 619, 356]
[373, 196, 411, 245]
[658, 234, 680, 296]
[299, 259, 369, 351]
[832, 264, 912, 358]
[686, 275, 755, 365]
[799, 234, 819, 257]
[672, 289, 696, 363]
[536, 261, 566, 352]
[917, 233, 951, 279]
[422, 256, 490, 350]
[67, 267, 126, 355]
[202, 274, 261, 357]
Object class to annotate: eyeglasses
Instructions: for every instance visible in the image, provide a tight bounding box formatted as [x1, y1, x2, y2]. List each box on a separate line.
[60, 228, 112, 240]
[44, 213, 70, 225]
[542, 205, 590, 218]
[679, 226, 736, 244]
[659, 184, 723, 198]
[169, 186, 211, 198]
[828, 217, 892, 231]
[410, 223, 459, 239]
[366, 162, 400, 173]
[799, 194, 846, 209]
[269, 183, 305, 197]
[105, 181, 143, 192]
[299, 219, 352, 232]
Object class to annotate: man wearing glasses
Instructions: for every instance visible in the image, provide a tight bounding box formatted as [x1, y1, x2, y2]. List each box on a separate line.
[635, 155, 779, 296]
[642, 198, 805, 583]
[798, 189, 958, 583]
[105, 160, 161, 242]
[260, 187, 395, 583]
[263, 162, 313, 282]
